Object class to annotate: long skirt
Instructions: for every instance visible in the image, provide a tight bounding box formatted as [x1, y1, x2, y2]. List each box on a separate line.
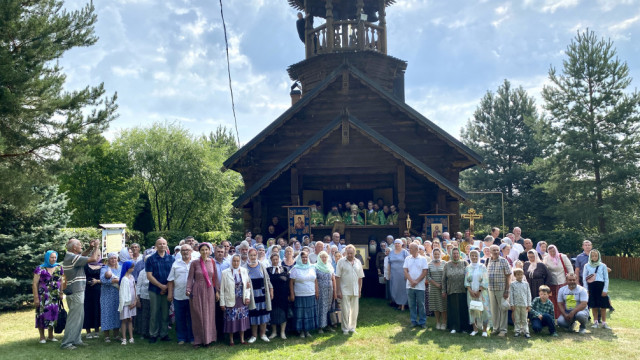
[83, 286, 101, 331]
[294, 295, 318, 332]
[446, 293, 472, 333]
[587, 281, 611, 309]
[224, 296, 250, 333]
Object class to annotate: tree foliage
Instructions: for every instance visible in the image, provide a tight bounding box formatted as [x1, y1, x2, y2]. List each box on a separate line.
[460, 79, 553, 230]
[542, 30, 640, 234]
[115, 122, 243, 233]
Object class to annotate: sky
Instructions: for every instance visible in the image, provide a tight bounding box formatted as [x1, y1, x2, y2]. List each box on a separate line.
[59, 0, 640, 145]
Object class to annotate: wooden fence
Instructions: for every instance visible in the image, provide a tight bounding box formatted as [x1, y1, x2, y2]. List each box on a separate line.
[602, 256, 640, 281]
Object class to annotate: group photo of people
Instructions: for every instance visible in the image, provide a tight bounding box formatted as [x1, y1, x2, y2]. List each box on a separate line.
[33, 225, 612, 351]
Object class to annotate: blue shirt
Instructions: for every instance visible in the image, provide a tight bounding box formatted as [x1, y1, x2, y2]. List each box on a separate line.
[214, 258, 230, 285]
[575, 252, 589, 283]
[145, 252, 174, 294]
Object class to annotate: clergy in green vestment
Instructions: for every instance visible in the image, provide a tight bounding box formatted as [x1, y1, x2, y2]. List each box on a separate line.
[386, 204, 399, 225]
[365, 201, 380, 225]
[309, 201, 324, 226]
[325, 204, 343, 225]
[346, 204, 364, 225]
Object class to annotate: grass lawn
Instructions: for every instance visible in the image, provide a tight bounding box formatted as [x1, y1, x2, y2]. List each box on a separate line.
[1, 279, 639, 360]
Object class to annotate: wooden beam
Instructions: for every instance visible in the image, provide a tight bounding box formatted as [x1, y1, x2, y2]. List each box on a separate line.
[397, 164, 407, 235]
[290, 167, 300, 205]
[252, 196, 262, 234]
[341, 108, 350, 145]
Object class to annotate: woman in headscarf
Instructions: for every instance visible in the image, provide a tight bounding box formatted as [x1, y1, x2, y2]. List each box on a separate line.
[464, 250, 490, 337]
[83, 248, 102, 339]
[543, 245, 574, 318]
[442, 248, 471, 334]
[256, 244, 269, 268]
[376, 241, 387, 297]
[266, 252, 289, 339]
[315, 251, 336, 333]
[442, 243, 453, 261]
[382, 247, 392, 304]
[186, 243, 218, 348]
[244, 248, 273, 343]
[582, 249, 611, 329]
[428, 248, 447, 330]
[135, 253, 151, 339]
[289, 250, 318, 338]
[118, 260, 136, 345]
[282, 246, 296, 271]
[32, 250, 63, 343]
[523, 249, 551, 300]
[219, 254, 253, 346]
[536, 241, 548, 260]
[499, 243, 514, 267]
[388, 239, 409, 311]
[100, 252, 122, 342]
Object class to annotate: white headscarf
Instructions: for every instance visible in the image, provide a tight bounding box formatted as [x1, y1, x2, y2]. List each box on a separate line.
[469, 250, 482, 291]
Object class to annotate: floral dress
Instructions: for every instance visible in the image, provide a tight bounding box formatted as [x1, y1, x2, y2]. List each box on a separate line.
[34, 266, 63, 328]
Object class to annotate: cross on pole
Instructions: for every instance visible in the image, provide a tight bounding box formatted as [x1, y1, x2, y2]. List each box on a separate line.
[461, 208, 483, 237]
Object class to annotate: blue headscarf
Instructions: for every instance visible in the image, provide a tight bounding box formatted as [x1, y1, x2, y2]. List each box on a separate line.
[119, 260, 134, 285]
[41, 250, 58, 268]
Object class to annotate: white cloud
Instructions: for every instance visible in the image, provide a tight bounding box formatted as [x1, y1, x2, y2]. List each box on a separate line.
[609, 14, 640, 32]
[495, 4, 509, 15]
[524, 0, 580, 13]
[111, 66, 142, 78]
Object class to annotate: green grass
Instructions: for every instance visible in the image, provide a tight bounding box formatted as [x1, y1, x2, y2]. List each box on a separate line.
[2, 279, 639, 359]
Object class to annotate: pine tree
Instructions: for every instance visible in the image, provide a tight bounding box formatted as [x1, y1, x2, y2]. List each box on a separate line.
[542, 30, 640, 234]
[133, 192, 155, 236]
[461, 79, 552, 230]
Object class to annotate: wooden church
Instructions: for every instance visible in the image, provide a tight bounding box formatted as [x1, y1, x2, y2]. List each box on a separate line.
[223, 0, 482, 244]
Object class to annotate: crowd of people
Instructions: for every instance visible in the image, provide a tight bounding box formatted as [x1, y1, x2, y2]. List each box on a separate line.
[31, 227, 612, 350]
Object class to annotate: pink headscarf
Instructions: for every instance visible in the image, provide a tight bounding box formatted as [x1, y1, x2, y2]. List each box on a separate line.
[546, 245, 560, 266]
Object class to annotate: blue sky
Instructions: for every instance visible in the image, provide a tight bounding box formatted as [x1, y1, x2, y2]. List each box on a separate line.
[59, 0, 640, 144]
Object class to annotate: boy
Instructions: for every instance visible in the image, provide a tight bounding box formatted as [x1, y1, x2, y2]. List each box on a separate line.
[509, 268, 532, 338]
[529, 285, 558, 336]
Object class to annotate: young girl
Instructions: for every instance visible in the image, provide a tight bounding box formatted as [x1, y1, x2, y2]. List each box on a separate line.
[118, 261, 136, 345]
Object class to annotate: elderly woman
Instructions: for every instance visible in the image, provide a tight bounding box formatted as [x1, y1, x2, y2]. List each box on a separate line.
[536, 241, 548, 260]
[256, 244, 269, 268]
[32, 250, 64, 343]
[220, 254, 253, 346]
[315, 251, 336, 333]
[186, 243, 218, 348]
[100, 252, 122, 342]
[442, 243, 453, 261]
[428, 248, 447, 330]
[499, 243, 514, 267]
[582, 249, 611, 329]
[267, 252, 290, 339]
[543, 245, 574, 319]
[376, 242, 387, 283]
[464, 250, 490, 337]
[83, 251, 102, 339]
[282, 246, 296, 271]
[388, 239, 409, 311]
[442, 248, 471, 334]
[245, 248, 273, 343]
[135, 254, 151, 339]
[523, 249, 551, 300]
[289, 251, 318, 338]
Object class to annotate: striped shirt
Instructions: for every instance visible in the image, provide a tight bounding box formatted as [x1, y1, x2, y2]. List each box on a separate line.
[530, 297, 554, 318]
[62, 252, 90, 294]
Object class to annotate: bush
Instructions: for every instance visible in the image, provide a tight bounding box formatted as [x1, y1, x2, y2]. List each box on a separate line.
[527, 230, 584, 256]
[197, 231, 230, 244]
[60, 227, 101, 243]
[126, 229, 144, 247]
[597, 227, 640, 256]
[145, 230, 195, 248]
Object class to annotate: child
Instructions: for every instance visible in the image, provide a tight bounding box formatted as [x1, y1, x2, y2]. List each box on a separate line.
[118, 260, 137, 345]
[509, 268, 532, 338]
[529, 285, 557, 336]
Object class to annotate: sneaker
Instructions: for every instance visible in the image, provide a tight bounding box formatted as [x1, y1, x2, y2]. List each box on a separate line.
[129, 338, 134, 344]
[470, 331, 478, 336]
[260, 335, 270, 342]
[247, 336, 256, 344]
[591, 322, 599, 329]
[450, 330, 456, 334]
[61, 345, 77, 350]
[482, 332, 488, 337]
[39, 339, 46, 344]
[552, 332, 559, 337]
[601, 322, 611, 330]
[579, 328, 587, 334]
[300, 332, 306, 338]
[524, 334, 531, 339]
[121, 339, 127, 345]
[48, 337, 58, 342]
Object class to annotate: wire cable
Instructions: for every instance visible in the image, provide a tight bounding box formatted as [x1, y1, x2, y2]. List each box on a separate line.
[218, 0, 240, 145]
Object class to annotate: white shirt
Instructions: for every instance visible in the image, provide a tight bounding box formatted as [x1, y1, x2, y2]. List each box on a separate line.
[289, 267, 317, 297]
[335, 257, 365, 296]
[403, 255, 428, 290]
[308, 252, 320, 264]
[136, 268, 150, 300]
[167, 258, 193, 301]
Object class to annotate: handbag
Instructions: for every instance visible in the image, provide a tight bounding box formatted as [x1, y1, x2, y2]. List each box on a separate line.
[469, 300, 484, 311]
[378, 275, 386, 284]
[586, 265, 599, 283]
[54, 300, 67, 334]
